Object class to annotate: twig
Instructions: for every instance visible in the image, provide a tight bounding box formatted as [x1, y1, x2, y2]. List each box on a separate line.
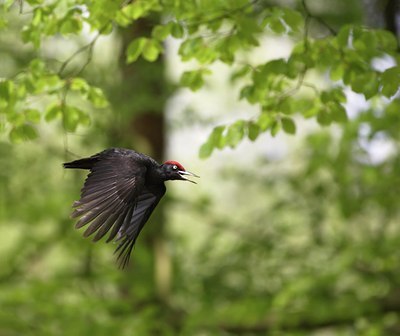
[60, 84, 70, 154]
[57, 34, 99, 77]
[276, 66, 307, 101]
[57, 24, 109, 77]
[75, 36, 97, 76]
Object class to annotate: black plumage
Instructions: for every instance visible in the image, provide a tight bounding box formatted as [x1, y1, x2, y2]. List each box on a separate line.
[64, 148, 199, 268]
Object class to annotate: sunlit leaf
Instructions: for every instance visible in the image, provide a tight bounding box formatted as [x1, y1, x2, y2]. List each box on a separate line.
[87, 87, 108, 108]
[9, 124, 38, 143]
[142, 39, 162, 62]
[199, 141, 214, 159]
[226, 120, 245, 148]
[270, 119, 281, 136]
[180, 69, 211, 91]
[70, 78, 90, 93]
[152, 24, 171, 41]
[45, 104, 62, 122]
[126, 38, 146, 63]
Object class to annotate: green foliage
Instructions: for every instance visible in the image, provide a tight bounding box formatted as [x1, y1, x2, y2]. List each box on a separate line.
[180, 69, 211, 91]
[1, 0, 399, 154]
[126, 37, 163, 63]
[0, 55, 107, 141]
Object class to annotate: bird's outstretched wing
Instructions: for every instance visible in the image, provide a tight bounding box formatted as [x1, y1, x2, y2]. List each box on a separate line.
[67, 149, 165, 268]
[113, 187, 165, 268]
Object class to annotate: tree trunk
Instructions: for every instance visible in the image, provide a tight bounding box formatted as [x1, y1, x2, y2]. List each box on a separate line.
[109, 18, 172, 303]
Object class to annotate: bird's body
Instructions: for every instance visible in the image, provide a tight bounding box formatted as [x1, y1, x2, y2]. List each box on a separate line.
[64, 148, 198, 268]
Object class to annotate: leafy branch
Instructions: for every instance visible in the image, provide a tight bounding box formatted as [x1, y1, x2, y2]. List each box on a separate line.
[182, 0, 261, 29]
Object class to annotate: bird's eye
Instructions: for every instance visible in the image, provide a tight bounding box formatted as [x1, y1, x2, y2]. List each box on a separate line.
[172, 165, 178, 170]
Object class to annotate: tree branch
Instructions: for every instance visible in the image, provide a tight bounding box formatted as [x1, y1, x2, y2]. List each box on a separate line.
[57, 24, 109, 77]
[57, 34, 100, 77]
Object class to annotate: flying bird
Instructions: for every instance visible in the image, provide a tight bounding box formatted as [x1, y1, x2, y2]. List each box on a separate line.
[64, 148, 199, 268]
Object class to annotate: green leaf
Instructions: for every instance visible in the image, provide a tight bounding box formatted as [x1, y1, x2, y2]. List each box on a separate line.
[381, 66, 400, 98]
[330, 103, 347, 123]
[45, 104, 62, 122]
[170, 22, 184, 38]
[199, 126, 225, 158]
[210, 126, 226, 149]
[7, 111, 25, 125]
[152, 25, 171, 41]
[258, 113, 273, 131]
[43, 75, 64, 93]
[247, 122, 260, 141]
[21, 25, 41, 48]
[226, 121, 245, 148]
[78, 111, 91, 126]
[142, 39, 162, 62]
[26, 0, 43, 4]
[70, 78, 90, 93]
[87, 87, 108, 108]
[63, 106, 79, 132]
[217, 34, 240, 64]
[350, 72, 379, 99]
[0, 18, 8, 30]
[114, 10, 132, 27]
[0, 80, 14, 102]
[231, 66, 251, 82]
[199, 141, 214, 159]
[32, 8, 42, 27]
[336, 25, 351, 48]
[60, 17, 82, 35]
[270, 119, 281, 137]
[9, 124, 38, 143]
[294, 98, 316, 117]
[374, 29, 398, 51]
[281, 117, 296, 134]
[126, 38, 146, 63]
[317, 109, 332, 126]
[282, 8, 303, 33]
[262, 8, 284, 33]
[180, 69, 210, 91]
[122, 2, 146, 19]
[178, 37, 203, 61]
[22, 123, 38, 140]
[332, 88, 346, 103]
[267, 18, 286, 34]
[25, 109, 41, 123]
[330, 64, 345, 81]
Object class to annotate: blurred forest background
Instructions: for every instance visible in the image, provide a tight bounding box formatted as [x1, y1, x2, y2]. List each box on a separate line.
[1, 0, 400, 335]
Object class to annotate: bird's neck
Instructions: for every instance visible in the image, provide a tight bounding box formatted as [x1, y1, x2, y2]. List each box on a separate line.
[146, 165, 167, 185]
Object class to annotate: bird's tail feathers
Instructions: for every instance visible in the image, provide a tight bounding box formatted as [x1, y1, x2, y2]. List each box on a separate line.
[63, 156, 99, 170]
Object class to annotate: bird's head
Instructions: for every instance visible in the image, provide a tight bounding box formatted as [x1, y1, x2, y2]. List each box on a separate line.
[162, 161, 199, 183]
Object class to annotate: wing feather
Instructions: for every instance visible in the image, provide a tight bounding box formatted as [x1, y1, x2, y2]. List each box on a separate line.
[114, 187, 165, 268]
[106, 206, 134, 243]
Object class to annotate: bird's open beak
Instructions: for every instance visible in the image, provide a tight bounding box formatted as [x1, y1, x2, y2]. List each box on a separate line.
[178, 170, 200, 184]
